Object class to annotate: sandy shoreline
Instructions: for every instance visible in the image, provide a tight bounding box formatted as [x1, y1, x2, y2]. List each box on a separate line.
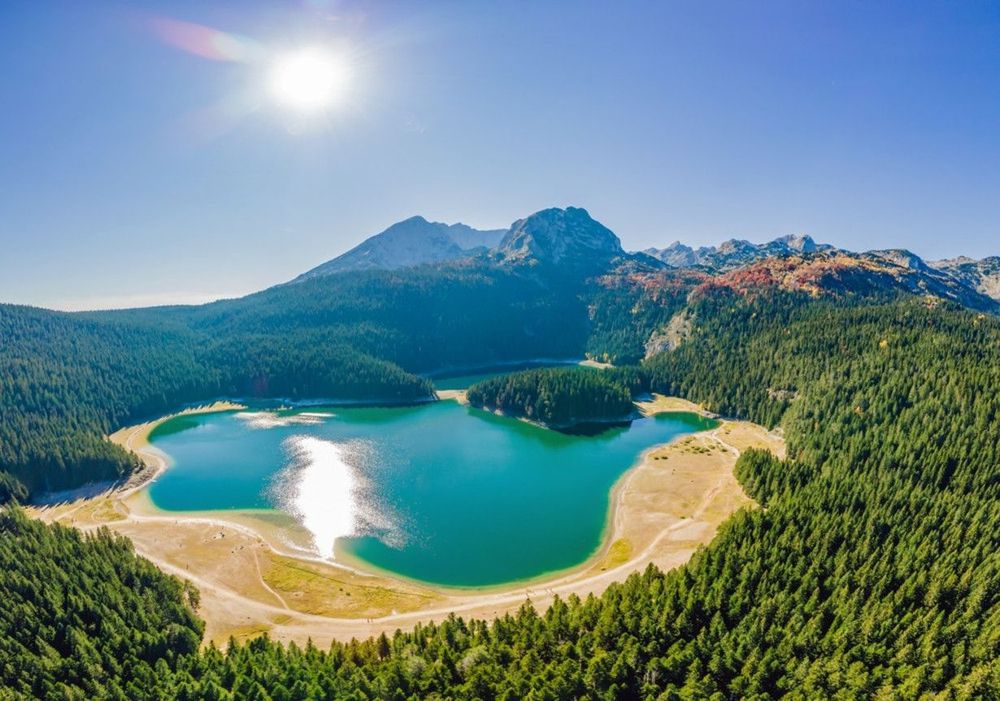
[32, 394, 784, 646]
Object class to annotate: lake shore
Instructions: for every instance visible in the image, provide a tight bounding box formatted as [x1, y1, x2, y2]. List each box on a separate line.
[109, 401, 249, 496]
[32, 394, 784, 647]
[30, 401, 248, 507]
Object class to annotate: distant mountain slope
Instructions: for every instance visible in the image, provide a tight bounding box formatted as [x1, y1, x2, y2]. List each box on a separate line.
[687, 253, 1000, 313]
[293, 216, 505, 281]
[446, 223, 507, 250]
[645, 235, 1000, 309]
[930, 255, 1000, 302]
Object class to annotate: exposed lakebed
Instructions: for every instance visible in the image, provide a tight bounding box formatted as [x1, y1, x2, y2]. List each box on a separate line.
[146, 397, 716, 587]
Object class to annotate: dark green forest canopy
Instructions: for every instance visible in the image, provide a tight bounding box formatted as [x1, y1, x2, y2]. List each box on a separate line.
[2, 293, 998, 698]
[0, 507, 203, 699]
[466, 367, 637, 427]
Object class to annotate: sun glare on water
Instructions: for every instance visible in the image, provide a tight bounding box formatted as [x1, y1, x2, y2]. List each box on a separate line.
[277, 436, 360, 559]
[267, 47, 350, 113]
[272, 434, 399, 560]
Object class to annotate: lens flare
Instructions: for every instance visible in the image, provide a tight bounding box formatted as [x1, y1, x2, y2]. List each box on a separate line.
[150, 17, 262, 63]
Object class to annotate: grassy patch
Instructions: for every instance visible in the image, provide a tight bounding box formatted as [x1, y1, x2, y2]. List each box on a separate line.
[87, 499, 125, 523]
[597, 539, 633, 571]
[262, 555, 436, 618]
[213, 624, 273, 646]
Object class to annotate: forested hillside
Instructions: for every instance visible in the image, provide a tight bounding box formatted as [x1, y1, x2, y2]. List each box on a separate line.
[2, 292, 997, 698]
[182, 266, 591, 371]
[0, 306, 211, 500]
[0, 508, 203, 699]
[583, 265, 702, 364]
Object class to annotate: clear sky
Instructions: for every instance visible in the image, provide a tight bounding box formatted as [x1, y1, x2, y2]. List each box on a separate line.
[2, 1, 999, 310]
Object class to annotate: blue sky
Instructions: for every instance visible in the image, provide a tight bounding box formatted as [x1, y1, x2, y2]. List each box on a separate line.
[2, 1, 999, 310]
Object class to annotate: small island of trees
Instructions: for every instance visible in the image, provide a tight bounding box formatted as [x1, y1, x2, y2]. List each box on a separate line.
[466, 367, 637, 428]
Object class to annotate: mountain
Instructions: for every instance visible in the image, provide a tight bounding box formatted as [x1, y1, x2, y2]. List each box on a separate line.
[495, 207, 627, 269]
[683, 252, 999, 313]
[445, 223, 507, 250]
[643, 241, 701, 267]
[295, 212, 1000, 312]
[293, 216, 505, 281]
[295, 207, 628, 281]
[771, 233, 819, 253]
[644, 234, 830, 270]
[930, 255, 1000, 302]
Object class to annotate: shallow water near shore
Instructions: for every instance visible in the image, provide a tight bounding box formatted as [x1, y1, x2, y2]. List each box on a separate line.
[147, 401, 715, 587]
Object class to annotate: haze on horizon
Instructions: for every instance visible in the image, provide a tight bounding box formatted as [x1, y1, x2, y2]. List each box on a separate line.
[2, 0, 999, 311]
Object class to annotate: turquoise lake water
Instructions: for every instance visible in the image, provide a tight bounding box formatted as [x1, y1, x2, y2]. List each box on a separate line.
[147, 401, 715, 587]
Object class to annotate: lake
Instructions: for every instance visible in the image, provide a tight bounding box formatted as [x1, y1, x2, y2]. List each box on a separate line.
[147, 400, 715, 587]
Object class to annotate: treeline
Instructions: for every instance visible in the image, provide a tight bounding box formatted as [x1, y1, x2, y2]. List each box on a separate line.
[466, 367, 635, 427]
[642, 291, 818, 426]
[0, 306, 214, 499]
[3, 293, 998, 697]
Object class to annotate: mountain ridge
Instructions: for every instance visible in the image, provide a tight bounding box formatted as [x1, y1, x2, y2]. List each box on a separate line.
[291, 208, 1000, 307]
[644, 234, 1000, 306]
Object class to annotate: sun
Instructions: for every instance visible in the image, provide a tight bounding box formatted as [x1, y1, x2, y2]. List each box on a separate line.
[267, 47, 349, 113]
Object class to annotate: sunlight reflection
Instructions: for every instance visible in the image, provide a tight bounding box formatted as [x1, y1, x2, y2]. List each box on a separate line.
[273, 436, 359, 559]
[234, 411, 332, 429]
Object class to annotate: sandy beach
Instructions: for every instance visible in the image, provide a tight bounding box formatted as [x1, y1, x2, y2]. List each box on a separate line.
[32, 394, 784, 647]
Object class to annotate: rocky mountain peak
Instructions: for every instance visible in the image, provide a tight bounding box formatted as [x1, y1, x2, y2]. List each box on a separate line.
[496, 207, 625, 267]
[774, 234, 818, 253]
[868, 249, 929, 272]
[644, 242, 696, 267]
[645, 233, 829, 270]
[930, 255, 1000, 302]
[717, 239, 755, 255]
